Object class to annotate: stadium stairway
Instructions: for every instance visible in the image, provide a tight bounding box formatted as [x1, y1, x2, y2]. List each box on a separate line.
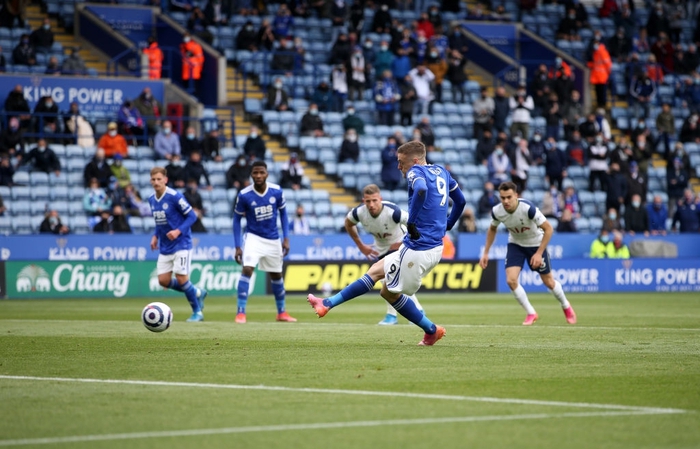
[222, 65, 359, 208]
[30, 4, 108, 74]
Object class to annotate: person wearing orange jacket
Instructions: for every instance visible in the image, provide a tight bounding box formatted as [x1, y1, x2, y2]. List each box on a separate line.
[180, 33, 204, 93]
[143, 36, 163, 79]
[588, 42, 612, 108]
[97, 122, 129, 158]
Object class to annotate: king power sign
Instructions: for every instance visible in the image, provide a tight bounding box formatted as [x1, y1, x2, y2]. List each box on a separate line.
[6, 262, 264, 299]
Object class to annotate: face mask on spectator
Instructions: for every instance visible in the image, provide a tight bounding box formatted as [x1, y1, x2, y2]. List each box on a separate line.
[183, 36, 191, 43]
[109, 130, 117, 137]
[600, 234, 610, 243]
[309, 108, 318, 115]
[533, 135, 541, 142]
[632, 200, 641, 208]
[380, 45, 388, 51]
[347, 134, 357, 142]
[495, 148, 503, 156]
[274, 81, 283, 89]
[38, 145, 46, 152]
[347, 108, 355, 115]
[609, 212, 617, 220]
[163, 127, 172, 134]
[430, 51, 438, 58]
[250, 132, 258, 138]
[187, 133, 195, 140]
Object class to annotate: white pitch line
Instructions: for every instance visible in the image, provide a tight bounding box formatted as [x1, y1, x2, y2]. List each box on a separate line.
[0, 375, 686, 414]
[0, 410, 682, 447]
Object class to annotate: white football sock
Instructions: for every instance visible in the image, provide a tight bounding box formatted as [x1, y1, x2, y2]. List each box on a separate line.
[548, 280, 570, 309]
[408, 294, 423, 312]
[386, 302, 397, 316]
[513, 285, 536, 315]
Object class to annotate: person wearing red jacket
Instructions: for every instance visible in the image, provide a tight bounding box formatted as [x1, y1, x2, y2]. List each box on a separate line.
[180, 33, 204, 95]
[588, 42, 612, 108]
[143, 36, 163, 79]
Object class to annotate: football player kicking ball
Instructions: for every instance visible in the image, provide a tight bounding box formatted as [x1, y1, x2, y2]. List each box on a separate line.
[233, 161, 296, 324]
[479, 181, 576, 325]
[148, 167, 207, 322]
[345, 183, 424, 325]
[308, 141, 466, 345]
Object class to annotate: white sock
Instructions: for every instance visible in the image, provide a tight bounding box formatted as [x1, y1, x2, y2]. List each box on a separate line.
[408, 294, 423, 312]
[513, 285, 536, 315]
[386, 302, 397, 316]
[548, 280, 570, 309]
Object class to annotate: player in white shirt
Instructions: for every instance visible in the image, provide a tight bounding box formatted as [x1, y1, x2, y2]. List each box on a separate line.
[479, 181, 577, 325]
[345, 184, 423, 325]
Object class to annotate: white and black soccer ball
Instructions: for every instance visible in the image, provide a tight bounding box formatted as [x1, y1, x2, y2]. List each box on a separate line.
[141, 302, 173, 333]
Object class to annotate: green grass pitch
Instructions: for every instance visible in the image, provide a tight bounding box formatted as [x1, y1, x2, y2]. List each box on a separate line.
[1, 292, 699, 449]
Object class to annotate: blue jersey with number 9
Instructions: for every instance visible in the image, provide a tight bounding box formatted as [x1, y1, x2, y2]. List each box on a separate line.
[404, 164, 458, 251]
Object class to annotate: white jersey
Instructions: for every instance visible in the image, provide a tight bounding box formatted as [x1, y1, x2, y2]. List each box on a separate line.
[347, 201, 408, 255]
[491, 199, 547, 247]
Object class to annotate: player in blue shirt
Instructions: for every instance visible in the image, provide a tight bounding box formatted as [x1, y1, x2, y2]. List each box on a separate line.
[308, 141, 466, 345]
[233, 160, 297, 324]
[148, 167, 207, 322]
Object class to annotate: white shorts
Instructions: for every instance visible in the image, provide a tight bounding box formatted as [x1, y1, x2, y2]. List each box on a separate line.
[242, 233, 284, 273]
[383, 244, 443, 296]
[157, 249, 192, 276]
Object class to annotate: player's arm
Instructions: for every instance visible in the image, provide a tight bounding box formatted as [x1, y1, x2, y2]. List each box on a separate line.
[279, 203, 290, 256]
[479, 211, 500, 269]
[407, 175, 428, 239]
[446, 186, 466, 231]
[530, 214, 553, 269]
[345, 217, 378, 259]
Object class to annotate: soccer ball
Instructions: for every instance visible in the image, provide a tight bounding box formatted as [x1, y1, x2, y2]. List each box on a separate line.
[141, 302, 173, 333]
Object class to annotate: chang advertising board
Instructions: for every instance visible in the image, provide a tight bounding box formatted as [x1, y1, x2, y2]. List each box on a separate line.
[280, 260, 497, 294]
[5, 261, 264, 299]
[0, 75, 165, 115]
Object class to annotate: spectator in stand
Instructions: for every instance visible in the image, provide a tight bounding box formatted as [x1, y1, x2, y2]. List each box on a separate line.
[0, 46, 8, 71]
[0, 117, 24, 158]
[97, 122, 129, 159]
[645, 54, 664, 83]
[588, 41, 612, 108]
[651, 32, 674, 73]
[117, 100, 145, 144]
[203, 0, 229, 26]
[30, 17, 53, 54]
[311, 81, 333, 113]
[647, 194, 668, 235]
[380, 137, 401, 191]
[544, 138, 567, 190]
[588, 133, 609, 191]
[425, 45, 447, 104]
[487, 144, 512, 188]
[83, 148, 113, 188]
[180, 34, 204, 93]
[280, 152, 304, 190]
[300, 103, 324, 137]
[606, 162, 627, 213]
[607, 27, 632, 62]
[184, 151, 211, 188]
[291, 204, 311, 235]
[374, 70, 400, 126]
[408, 64, 435, 116]
[330, 63, 349, 111]
[529, 131, 545, 166]
[667, 142, 693, 175]
[510, 139, 531, 193]
[236, 20, 258, 51]
[338, 129, 359, 163]
[655, 103, 675, 157]
[428, 4, 442, 28]
[557, 8, 580, 41]
[679, 113, 700, 143]
[226, 154, 251, 190]
[673, 48, 693, 76]
[625, 193, 649, 235]
[62, 47, 87, 75]
[415, 117, 436, 153]
[371, 3, 391, 33]
[143, 36, 163, 79]
[630, 72, 655, 120]
[557, 209, 577, 233]
[590, 229, 612, 258]
[272, 3, 293, 38]
[83, 177, 112, 217]
[493, 86, 510, 133]
[473, 86, 494, 140]
[330, 0, 347, 27]
[531, 64, 552, 115]
[183, 178, 206, 232]
[671, 189, 699, 233]
[603, 207, 623, 232]
[39, 210, 70, 235]
[540, 185, 562, 219]
[265, 77, 290, 112]
[477, 181, 500, 218]
[20, 138, 60, 176]
[509, 82, 534, 140]
[0, 155, 15, 186]
[685, 44, 699, 73]
[447, 50, 467, 103]
[133, 87, 162, 138]
[257, 18, 275, 52]
[329, 32, 351, 66]
[609, 136, 633, 174]
[347, 47, 365, 103]
[342, 105, 364, 135]
[399, 74, 417, 126]
[667, 157, 689, 216]
[154, 121, 181, 161]
[63, 102, 94, 148]
[577, 112, 596, 143]
[270, 36, 296, 73]
[373, 40, 394, 77]
[646, 3, 670, 40]
[626, 161, 647, 206]
[122, 184, 150, 217]
[44, 55, 60, 75]
[164, 159, 185, 188]
[349, 1, 365, 36]
[632, 133, 652, 176]
[170, 0, 193, 13]
[561, 184, 581, 219]
[180, 126, 202, 160]
[4, 85, 30, 129]
[94, 206, 132, 234]
[416, 11, 435, 39]
[33, 95, 59, 134]
[475, 129, 495, 166]
[243, 125, 266, 161]
[201, 129, 222, 162]
[566, 130, 587, 167]
[110, 154, 131, 188]
[12, 34, 36, 66]
[544, 92, 561, 140]
[616, 4, 636, 39]
[608, 231, 630, 258]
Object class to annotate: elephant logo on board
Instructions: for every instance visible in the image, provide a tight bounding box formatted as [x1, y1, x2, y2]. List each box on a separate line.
[16, 265, 51, 292]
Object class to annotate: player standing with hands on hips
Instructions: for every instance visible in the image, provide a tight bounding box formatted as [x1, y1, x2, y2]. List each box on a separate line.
[233, 160, 297, 324]
[308, 141, 466, 345]
[148, 167, 208, 322]
[479, 181, 576, 325]
[345, 183, 424, 325]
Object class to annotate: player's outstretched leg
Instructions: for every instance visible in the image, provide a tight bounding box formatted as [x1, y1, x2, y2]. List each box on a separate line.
[547, 279, 576, 324]
[512, 284, 538, 326]
[308, 274, 375, 318]
[390, 294, 445, 346]
[180, 280, 204, 322]
[272, 278, 297, 322]
[235, 275, 250, 323]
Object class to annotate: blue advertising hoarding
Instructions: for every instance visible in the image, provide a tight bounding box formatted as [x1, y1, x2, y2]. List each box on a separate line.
[86, 5, 154, 48]
[0, 74, 165, 115]
[496, 258, 700, 293]
[463, 23, 516, 58]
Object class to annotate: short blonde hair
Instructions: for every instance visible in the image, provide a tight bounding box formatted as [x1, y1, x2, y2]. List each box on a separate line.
[150, 167, 167, 177]
[397, 140, 426, 160]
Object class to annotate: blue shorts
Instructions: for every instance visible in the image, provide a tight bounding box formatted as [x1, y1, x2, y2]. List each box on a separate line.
[505, 243, 552, 274]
